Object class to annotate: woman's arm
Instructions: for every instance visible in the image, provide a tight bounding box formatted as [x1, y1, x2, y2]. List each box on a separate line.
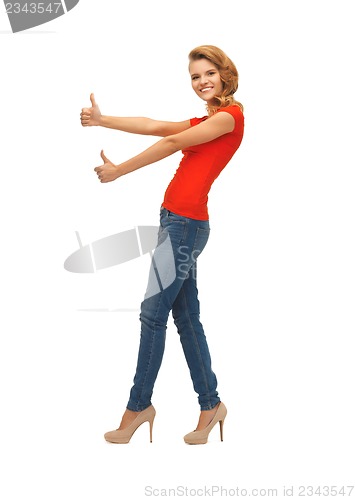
[99, 116, 192, 136]
[81, 93, 191, 137]
[95, 111, 235, 183]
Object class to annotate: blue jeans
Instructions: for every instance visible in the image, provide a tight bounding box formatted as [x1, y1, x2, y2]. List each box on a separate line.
[127, 207, 220, 411]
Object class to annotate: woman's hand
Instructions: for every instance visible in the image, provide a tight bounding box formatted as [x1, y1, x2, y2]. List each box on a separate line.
[81, 93, 102, 126]
[94, 151, 121, 183]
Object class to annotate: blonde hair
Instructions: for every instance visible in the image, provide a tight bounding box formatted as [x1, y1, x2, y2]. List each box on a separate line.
[188, 45, 243, 115]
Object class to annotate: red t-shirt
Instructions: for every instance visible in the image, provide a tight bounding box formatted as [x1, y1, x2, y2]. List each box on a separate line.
[162, 105, 244, 220]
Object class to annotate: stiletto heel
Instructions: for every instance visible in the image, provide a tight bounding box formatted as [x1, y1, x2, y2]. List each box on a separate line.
[219, 418, 224, 441]
[184, 402, 227, 445]
[149, 416, 154, 443]
[104, 405, 156, 444]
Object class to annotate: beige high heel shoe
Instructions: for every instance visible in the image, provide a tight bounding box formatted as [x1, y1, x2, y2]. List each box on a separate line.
[104, 405, 156, 444]
[184, 402, 227, 445]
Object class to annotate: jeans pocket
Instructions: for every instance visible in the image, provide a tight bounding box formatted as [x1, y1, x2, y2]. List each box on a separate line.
[192, 226, 210, 256]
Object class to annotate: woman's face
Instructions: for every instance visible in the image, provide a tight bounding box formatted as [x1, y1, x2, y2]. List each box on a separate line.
[189, 58, 223, 103]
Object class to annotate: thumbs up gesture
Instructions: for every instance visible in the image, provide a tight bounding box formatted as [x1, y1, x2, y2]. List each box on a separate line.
[94, 150, 121, 183]
[81, 93, 102, 126]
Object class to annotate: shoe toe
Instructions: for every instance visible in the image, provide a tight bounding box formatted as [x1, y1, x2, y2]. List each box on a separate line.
[104, 428, 131, 444]
[104, 429, 117, 442]
[184, 430, 207, 445]
[183, 431, 194, 443]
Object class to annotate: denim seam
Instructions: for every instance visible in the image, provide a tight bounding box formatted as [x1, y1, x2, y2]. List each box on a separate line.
[135, 294, 163, 410]
[180, 285, 212, 410]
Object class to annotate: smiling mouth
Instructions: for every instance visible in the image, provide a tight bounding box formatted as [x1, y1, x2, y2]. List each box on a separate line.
[200, 87, 213, 93]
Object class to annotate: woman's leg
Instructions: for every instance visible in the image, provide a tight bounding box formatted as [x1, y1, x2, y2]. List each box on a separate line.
[172, 260, 220, 411]
[126, 208, 211, 411]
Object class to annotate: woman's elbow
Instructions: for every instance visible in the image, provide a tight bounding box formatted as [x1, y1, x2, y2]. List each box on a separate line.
[163, 135, 181, 154]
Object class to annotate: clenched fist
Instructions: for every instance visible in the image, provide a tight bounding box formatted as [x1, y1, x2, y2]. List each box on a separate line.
[81, 93, 102, 127]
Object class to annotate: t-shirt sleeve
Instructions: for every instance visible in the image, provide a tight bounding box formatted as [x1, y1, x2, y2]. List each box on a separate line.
[190, 116, 208, 127]
[220, 105, 243, 117]
[217, 106, 244, 130]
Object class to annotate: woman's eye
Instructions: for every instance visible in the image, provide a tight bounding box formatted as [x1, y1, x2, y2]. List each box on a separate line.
[208, 72, 216, 76]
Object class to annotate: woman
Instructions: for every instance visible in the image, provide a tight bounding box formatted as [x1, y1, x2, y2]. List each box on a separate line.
[80, 45, 244, 444]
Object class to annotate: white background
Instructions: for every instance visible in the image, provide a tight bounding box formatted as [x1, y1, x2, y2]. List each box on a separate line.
[1, 1, 354, 498]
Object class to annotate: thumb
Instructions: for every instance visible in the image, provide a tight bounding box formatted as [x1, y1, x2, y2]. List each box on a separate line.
[101, 150, 109, 163]
[90, 93, 97, 107]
